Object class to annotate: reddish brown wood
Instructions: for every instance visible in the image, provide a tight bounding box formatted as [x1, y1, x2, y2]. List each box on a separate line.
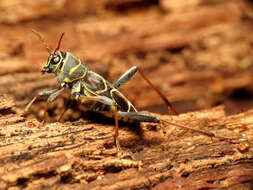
[0, 0, 253, 189]
[0, 96, 252, 189]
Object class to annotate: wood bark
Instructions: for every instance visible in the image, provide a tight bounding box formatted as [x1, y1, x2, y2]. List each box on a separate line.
[0, 0, 253, 189]
[0, 95, 252, 189]
[0, 1, 252, 112]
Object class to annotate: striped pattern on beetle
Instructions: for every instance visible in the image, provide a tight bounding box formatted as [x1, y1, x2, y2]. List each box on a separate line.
[43, 50, 137, 114]
[26, 30, 232, 152]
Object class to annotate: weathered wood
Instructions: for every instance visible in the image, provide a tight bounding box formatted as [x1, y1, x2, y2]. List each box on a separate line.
[0, 0, 253, 189]
[0, 95, 252, 189]
[0, 1, 252, 112]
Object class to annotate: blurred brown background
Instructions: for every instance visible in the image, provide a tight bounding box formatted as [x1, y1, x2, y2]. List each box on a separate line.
[0, 0, 253, 120]
[1, 1, 253, 189]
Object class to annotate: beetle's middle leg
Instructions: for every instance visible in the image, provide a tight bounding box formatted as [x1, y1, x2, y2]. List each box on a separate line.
[77, 95, 122, 152]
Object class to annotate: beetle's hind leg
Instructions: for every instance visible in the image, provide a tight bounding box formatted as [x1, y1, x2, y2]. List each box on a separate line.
[116, 112, 234, 142]
[112, 66, 138, 89]
[112, 66, 178, 115]
[117, 111, 159, 123]
[137, 68, 178, 115]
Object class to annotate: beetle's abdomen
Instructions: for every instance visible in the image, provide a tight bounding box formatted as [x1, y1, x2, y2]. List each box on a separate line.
[110, 89, 137, 112]
[80, 71, 137, 113]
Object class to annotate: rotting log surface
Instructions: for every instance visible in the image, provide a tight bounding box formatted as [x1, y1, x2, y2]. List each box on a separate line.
[0, 94, 253, 190]
[0, 0, 253, 189]
[0, 1, 253, 114]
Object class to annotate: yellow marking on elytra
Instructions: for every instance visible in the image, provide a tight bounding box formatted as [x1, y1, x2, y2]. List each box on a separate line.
[110, 89, 117, 104]
[82, 73, 108, 95]
[80, 90, 99, 109]
[79, 90, 96, 104]
[84, 90, 91, 97]
[126, 101, 132, 112]
[64, 68, 87, 83]
[69, 58, 81, 76]
[82, 82, 98, 96]
[110, 89, 137, 112]
[81, 76, 137, 112]
[127, 101, 137, 112]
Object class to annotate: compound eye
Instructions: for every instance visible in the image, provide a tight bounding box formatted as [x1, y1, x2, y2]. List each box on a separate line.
[53, 56, 60, 63]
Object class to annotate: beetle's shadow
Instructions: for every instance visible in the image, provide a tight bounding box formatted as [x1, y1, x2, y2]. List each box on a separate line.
[79, 111, 165, 148]
[80, 110, 144, 136]
[60, 101, 164, 147]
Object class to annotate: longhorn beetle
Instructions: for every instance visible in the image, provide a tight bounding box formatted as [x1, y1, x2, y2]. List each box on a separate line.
[26, 30, 232, 151]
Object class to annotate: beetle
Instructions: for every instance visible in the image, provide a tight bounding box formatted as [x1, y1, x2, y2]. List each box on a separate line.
[26, 30, 231, 151]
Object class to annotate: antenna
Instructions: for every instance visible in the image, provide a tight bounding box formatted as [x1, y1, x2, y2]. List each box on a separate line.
[54, 33, 64, 53]
[31, 29, 51, 54]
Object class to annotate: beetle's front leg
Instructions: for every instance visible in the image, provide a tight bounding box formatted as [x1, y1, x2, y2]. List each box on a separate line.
[41, 88, 65, 125]
[25, 88, 59, 112]
[56, 81, 82, 122]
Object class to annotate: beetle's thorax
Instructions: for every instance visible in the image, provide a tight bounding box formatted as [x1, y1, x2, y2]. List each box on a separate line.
[46, 52, 88, 86]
